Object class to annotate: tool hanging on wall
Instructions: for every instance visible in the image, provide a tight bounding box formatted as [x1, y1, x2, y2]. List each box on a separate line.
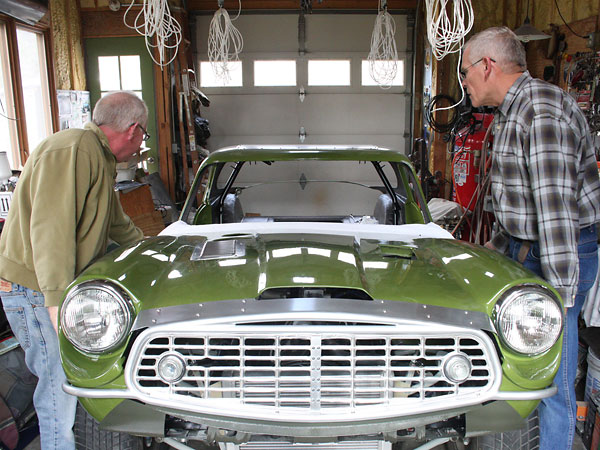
[565, 52, 600, 137]
[175, 63, 210, 196]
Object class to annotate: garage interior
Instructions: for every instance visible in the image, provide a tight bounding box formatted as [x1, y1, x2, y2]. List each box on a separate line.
[1, 0, 600, 449]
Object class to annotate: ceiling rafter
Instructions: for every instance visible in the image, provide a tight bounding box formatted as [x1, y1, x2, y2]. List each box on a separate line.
[185, 0, 417, 12]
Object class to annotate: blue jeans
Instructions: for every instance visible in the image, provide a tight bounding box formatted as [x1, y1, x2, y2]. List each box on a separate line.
[1, 284, 76, 450]
[508, 224, 598, 450]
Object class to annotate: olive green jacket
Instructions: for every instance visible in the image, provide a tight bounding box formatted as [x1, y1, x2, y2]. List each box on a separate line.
[0, 123, 143, 306]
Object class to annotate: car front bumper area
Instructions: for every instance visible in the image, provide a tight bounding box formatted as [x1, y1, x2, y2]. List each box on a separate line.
[63, 299, 557, 439]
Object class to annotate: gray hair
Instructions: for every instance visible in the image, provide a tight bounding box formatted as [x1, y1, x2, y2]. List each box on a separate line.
[464, 26, 527, 73]
[92, 91, 148, 132]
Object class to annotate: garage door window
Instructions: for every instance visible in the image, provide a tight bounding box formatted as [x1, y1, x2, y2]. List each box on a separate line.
[361, 60, 404, 86]
[200, 61, 243, 87]
[308, 60, 350, 86]
[254, 60, 296, 86]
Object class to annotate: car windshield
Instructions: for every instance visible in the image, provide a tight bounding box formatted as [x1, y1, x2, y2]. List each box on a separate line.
[182, 158, 429, 225]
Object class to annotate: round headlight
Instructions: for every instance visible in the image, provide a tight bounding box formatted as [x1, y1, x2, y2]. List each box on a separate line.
[495, 285, 563, 355]
[61, 281, 133, 353]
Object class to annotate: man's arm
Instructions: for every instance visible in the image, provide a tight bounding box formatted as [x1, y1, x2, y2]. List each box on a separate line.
[29, 149, 86, 307]
[109, 191, 144, 246]
[527, 112, 581, 306]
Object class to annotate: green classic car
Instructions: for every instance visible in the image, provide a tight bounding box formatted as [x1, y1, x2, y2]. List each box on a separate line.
[59, 145, 563, 450]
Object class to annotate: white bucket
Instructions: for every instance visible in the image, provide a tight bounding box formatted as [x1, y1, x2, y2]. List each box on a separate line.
[585, 348, 600, 403]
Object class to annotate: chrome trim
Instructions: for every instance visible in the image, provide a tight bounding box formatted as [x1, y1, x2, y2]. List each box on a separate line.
[63, 382, 557, 403]
[123, 323, 523, 424]
[132, 298, 494, 332]
[63, 384, 137, 398]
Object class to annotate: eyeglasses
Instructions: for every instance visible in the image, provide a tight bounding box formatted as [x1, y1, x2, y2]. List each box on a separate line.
[460, 57, 495, 80]
[135, 123, 150, 141]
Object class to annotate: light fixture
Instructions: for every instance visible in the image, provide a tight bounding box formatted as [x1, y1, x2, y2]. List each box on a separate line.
[514, 0, 550, 42]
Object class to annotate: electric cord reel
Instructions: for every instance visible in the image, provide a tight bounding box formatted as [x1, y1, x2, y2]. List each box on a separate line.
[425, 94, 459, 134]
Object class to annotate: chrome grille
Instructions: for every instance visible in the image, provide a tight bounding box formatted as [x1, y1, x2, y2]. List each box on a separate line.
[130, 326, 498, 415]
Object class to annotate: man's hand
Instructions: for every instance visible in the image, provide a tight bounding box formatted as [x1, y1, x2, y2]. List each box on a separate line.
[47, 305, 59, 334]
[484, 241, 497, 251]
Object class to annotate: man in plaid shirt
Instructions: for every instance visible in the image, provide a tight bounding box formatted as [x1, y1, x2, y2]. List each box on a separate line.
[462, 27, 600, 450]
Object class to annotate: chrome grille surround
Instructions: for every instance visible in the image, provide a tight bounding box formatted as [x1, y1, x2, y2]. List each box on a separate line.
[125, 313, 502, 423]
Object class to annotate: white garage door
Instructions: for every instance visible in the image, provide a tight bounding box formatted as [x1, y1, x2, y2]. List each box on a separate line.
[194, 13, 413, 153]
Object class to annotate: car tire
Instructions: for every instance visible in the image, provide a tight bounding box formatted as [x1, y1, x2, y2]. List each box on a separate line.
[466, 409, 539, 450]
[74, 402, 144, 450]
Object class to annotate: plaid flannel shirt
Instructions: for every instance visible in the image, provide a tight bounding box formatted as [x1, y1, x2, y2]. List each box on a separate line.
[489, 71, 600, 306]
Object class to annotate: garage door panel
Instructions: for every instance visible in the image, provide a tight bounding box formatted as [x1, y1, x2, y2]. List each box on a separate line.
[195, 14, 412, 153]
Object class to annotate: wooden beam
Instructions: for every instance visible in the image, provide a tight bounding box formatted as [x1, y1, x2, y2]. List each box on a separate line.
[186, 0, 417, 12]
[80, 10, 141, 38]
[154, 56, 177, 201]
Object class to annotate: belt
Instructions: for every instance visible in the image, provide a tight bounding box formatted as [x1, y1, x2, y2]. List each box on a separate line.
[511, 224, 597, 264]
[516, 241, 531, 264]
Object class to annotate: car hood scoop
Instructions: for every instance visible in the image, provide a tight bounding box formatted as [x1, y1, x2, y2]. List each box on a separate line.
[94, 221, 524, 312]
[176, 231, 419, 299]
[190, 237, 247, 260]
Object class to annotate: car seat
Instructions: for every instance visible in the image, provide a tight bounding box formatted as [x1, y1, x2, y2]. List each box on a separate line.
[222, 193, 244, 223]
[373, 194, 395, 225]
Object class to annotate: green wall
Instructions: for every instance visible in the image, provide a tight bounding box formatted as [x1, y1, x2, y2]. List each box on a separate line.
[84, 37, 158, 174]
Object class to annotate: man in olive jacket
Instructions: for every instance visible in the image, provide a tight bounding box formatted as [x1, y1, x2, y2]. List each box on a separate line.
[0, 91, 146, 450]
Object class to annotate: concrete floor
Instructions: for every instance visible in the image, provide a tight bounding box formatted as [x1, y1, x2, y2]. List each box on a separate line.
[21, 433, 588, 450]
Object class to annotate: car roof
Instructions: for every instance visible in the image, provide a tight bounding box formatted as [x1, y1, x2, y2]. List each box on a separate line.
[202, 145, 412, 165]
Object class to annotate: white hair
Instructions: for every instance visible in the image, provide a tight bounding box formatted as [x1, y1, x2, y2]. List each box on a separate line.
[92, 91, 148, 132]
[464, 26, 527, 73]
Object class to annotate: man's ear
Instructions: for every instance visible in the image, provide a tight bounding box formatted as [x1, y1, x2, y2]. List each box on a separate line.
[126, 123, 137, 141]
[483, 57, 494, 80]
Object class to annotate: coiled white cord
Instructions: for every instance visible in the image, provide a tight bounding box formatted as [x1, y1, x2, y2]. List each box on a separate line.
[123, 0, 182, 67]
[425, 0, 473, 61]
[367, 1, 398, 89]
[425, 0, 474, 112]
[208, 4, 244, 82]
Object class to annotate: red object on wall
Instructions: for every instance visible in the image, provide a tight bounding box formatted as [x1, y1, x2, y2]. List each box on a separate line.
[452, 113, 494, 211]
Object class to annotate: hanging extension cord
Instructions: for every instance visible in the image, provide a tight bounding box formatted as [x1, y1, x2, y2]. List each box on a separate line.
[425, 0, 473, 61]
[425, 0, 474, 113]
[208, 0, 244, 82]
[367, 0, 398, 89]
[123, 0, 182, 67]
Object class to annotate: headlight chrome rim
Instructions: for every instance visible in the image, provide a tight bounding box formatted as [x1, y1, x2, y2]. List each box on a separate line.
[494, 284, 563, 356]
[61, 281, 134, 354]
